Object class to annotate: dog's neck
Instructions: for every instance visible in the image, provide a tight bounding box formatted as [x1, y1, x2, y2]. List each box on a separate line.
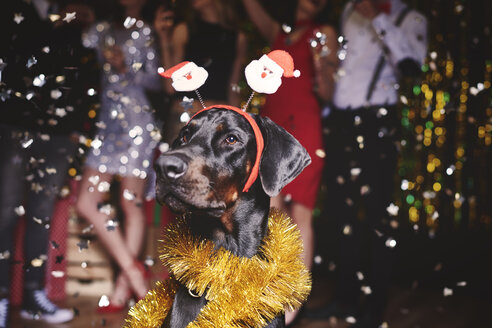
[186, 184, 270, 258]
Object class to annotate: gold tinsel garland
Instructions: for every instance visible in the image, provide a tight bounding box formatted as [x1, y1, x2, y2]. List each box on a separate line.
[124, 209, 312, 328]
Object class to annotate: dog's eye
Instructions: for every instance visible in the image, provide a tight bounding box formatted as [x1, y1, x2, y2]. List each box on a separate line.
[225, 135, 238, 145]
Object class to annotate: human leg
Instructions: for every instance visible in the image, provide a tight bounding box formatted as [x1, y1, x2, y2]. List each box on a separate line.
[75, 168, 148, 299]
[0, 127, 27, 297]
[107, 175, 148, 307]
[23, 136, 75, 291]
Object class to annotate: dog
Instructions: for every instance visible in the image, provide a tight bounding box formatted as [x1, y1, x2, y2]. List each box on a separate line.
[154, 106, 311, 328]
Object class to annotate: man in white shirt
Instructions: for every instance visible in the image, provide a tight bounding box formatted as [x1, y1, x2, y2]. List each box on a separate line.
[315, 0, 427, 327]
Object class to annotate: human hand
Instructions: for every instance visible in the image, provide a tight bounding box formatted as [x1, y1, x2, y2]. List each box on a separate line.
[353, 0, 379, 20]
[103, 46, 127, 73]
[153, 7, 175, 42]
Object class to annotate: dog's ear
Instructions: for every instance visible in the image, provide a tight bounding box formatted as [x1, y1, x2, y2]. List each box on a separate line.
[256, 116, 311, 197]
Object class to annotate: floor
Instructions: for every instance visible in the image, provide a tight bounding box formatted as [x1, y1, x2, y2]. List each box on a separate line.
[10, 271, 492, 328]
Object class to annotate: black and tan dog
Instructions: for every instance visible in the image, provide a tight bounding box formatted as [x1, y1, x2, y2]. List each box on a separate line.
[154, 106, 311, 328]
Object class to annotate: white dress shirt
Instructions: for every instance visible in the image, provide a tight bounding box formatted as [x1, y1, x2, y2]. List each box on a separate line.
[333, 0, 427, 109]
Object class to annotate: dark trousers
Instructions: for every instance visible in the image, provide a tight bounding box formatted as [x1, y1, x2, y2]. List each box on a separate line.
[323, 106, 399, 318]
[0, 125, 75, 296]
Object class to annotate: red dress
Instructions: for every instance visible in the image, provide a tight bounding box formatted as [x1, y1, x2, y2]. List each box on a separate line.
[261, 22, 325, 210]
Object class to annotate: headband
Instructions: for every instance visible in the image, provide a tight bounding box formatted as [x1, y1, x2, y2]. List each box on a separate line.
[188, 105, 264, 193]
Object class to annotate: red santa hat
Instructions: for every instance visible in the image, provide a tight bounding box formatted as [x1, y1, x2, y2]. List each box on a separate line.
[261, 50, 301, 78]
[159, 61, 193, 79]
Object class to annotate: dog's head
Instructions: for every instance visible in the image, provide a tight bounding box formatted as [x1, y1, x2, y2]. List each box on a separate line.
[154, 106, 311, 217]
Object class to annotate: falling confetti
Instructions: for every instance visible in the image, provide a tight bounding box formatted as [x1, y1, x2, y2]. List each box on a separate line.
[13, 13, 24, 24]
[98, 295, 110, 308]
[76, 239, 89, 251]
[443, 287, 453, 297]
[63, 12, 77, 23]
[123, 189, 136, 200]
[386, 203, 399, 216]
[14, 205, 25, 216]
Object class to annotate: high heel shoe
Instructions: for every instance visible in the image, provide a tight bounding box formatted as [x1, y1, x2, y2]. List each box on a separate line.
[123, 260, 150, 300]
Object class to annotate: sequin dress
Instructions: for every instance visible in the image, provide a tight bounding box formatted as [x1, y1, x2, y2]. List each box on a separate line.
[83, 21, 161, 179]
[261, 22, 325, 209]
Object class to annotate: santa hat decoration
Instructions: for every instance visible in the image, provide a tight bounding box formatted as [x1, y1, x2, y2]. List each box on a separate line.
[245, 50, 300, 95]
[159, 61, 208, 92]
[264, 50, 301, 78]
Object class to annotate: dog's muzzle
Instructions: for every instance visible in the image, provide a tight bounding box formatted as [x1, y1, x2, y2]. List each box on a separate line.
[155, 154, 188, 180]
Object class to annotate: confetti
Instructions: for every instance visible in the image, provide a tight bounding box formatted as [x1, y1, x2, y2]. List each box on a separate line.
[123, 189, 136, 200]
[386, 203, 399, 216]
[443, 287, 453, 297]
[123, 16, 137, 29]
[14, 205, 25, 216]
[345, 316, 357, 324]
[14, 13, 24, 24]
[97, 181, 111, 192]
[51, 271, 65, 278]
[76, 239, 89, 251]
[26, 56, 37, 68]
[0, 251, 11, 260]
[55, 255, 64, 264]
[63, 12, 76, 23]
[98, 295, 110, 308]
[361, 285, 372, 295]
[105, 218, 119, 231]
[385, 238, 397, 248]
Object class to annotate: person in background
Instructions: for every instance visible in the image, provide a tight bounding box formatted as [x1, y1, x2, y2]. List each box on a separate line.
[154, 0, 247, 144]
[240, 0, 338, 325]
[312, 0, 427, 327]
[75, 0, 162, 313]
[0, 0, 98, 326]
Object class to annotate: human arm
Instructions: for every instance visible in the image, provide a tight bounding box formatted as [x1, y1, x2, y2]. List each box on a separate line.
[158, 22, 189, 95]
[154, 7, 176, 94]
[355, 0, 428, 75]
[228, 32, 247, 106]
[312, 25, 339, 103]
[240, 0, 280, 44]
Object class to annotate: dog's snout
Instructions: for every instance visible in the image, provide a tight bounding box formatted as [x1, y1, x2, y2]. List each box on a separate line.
[155, 155, 188, 180]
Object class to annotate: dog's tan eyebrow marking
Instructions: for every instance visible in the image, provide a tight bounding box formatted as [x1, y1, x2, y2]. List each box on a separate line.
[216, 123, 224, 132]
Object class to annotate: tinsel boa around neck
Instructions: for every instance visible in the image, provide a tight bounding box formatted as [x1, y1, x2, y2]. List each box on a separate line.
[124, 209, 312, 328]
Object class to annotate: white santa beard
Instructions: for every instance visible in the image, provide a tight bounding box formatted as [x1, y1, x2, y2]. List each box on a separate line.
[171, 67, 208, 92]
[245, 61, 282, 94]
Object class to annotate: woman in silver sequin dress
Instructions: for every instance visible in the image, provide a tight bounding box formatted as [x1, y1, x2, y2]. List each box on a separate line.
[76, 0, 162, 311]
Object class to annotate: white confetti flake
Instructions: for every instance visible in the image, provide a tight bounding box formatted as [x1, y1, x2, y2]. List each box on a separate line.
[63, 12, 76, 23]
[385, 238, 397, 248]
[123, 16, 137, 29]
[97, 181, 111, 192]
[15, 205, 25, 216]
[350, 168, 361, 177]
[386, 203, 399, 216]
[98, 295, 110, 307]
[14, 13, 24, 24]
[180, 112, 191, 123]
[123, 189, 135, 200]
[313, 255, 323, 265]
[315, 149, 326, 158]
[443, 287, 453, 297]
[343, 225, 352, 235]
[88, 175, 100, 185]
[361, 285, 372, 295]
[457, 281, 467, 287]
[346, 316, 357, 324]
[356, 271, 364, 281]
[51, 271, 65, 278]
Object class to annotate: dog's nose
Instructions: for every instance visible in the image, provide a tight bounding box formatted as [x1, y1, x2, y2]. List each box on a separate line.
[155, 155, 188, 180]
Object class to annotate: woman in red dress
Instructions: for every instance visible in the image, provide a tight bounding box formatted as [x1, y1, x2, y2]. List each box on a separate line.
[241, 0, 338, 323]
